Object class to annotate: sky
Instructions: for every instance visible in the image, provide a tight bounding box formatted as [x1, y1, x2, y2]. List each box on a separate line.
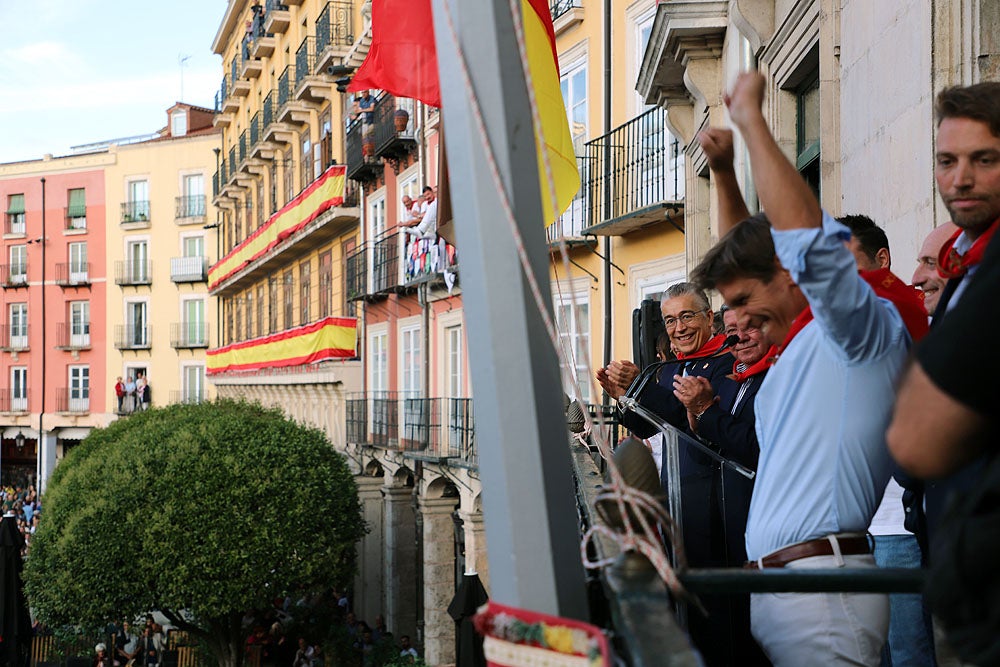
[0, 0, 228, 163]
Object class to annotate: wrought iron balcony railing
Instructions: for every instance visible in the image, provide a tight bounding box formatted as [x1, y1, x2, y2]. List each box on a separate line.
[584, 106, 685, 233]
[546, 156, 591, 243]
[170, 322, 210, 349]
[114, 325, 151, 350]
[175, 195, 206, 220]
[55, 322, 90, 350]
[345, 243, 369, 301]
[372, 232, 403, 294]
[114, 261, 152, 286]
[446, 398, 476, 464]
[169, 390, 206, 405]
[346, 393, 475, 460]
[0, 324, 29, 351]
[55, 262, 91, 287]
[170, 256, 207, 283]
[121, 200, 150, 224]
[0, 391, 28, 414]
[373, 94, 417, 165]
[315, 1, 354, 69]
[550, 0, 582, 21]
[0, 264, 27, 288]
[55, 388, 89, 414]
[345, 116, 381, 183]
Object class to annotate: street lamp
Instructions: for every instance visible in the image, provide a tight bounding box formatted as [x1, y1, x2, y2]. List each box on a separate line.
[14, 430, 25, 453]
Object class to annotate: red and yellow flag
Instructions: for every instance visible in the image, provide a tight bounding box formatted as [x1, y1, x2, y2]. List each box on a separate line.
[207, 317, 357, 375]
[347, 0, 579, 227]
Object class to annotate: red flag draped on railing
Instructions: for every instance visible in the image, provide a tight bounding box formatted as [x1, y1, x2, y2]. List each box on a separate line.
[348, 0, 579, 227]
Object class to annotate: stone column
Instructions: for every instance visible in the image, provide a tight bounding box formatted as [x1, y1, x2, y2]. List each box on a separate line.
[383, 486, 417, 640]
[460, 511, 489, 594]
[353, 476, 384, 624]
[421, 497, 458, 667]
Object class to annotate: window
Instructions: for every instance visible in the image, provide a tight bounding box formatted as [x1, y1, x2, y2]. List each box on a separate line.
[183, 235, 205, 258]
[300, 260, 311, 324]
[70, 301, 90, 347]
[69, 366, 90, 412]
[10, 367, 26, 412]
[184, 299, 206, 346]
[181, 174, 205, 217]
[268, 275, 278, 333]
[269, 162, 278, 214]
[183, 365, 205, 403]
[283, 270, 294, 329]
[6, 194, 25, 235]
[369, 329, 388, 392]
[235, 204, 244, 245]
[127, 301, 148, 347]
[301, 133, 313, 189]
[342, 238, 356, 317]
[401, 324, 421, 397]
[234, 298, 243, 342]
[318, 250, 332, 318]
[256, 284, 265, 336]
[446, 325, 463, 399]
[368, 192, 386, 241]
[9, 303, 27, 349]
[125, 180, 150, 222]
[69, 241, 88, 282]
[560, 61, 587, 145]
[171, 110, 188, 137]
[320, 114, 332, 170]
[283, 147, 294, 205]
[256, 179, 265, 229]
[555, 291, 591, 402]
[796, 70, 821, 199]
[225, 300, 234, 344]
[245, 289, 255, 339]
[67, 188, 87, 229]
[127, 240, 149, 283]
[9, 245, 26, 284]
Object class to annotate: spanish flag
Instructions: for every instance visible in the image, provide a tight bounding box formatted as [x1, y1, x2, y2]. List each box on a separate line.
[348, 0, 579, 227]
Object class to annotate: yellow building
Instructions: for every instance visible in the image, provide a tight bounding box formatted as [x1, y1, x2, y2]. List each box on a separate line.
[105, 104, 221, 415]
[548, 0, 688, 402]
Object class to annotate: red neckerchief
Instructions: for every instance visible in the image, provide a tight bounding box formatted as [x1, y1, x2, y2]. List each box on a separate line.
[937, 217, 1000, 279]
[859, 268, 930, 342]
[674, 333, 727, 360]
[777, 307, 814, 355]
[729, 345, 778, 382]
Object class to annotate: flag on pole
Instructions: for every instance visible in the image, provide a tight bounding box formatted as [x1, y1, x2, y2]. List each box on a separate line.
[348, 0, 580, 226]
[346, 0, 441, 108]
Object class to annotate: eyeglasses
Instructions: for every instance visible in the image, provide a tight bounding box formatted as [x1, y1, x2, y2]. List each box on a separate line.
[663, 309, 707, 330]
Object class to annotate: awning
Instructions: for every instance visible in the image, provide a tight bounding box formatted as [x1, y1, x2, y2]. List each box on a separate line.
[208, 164, 347, 290]
[207, 316, 357, 375]
[54, 427, 93, 440]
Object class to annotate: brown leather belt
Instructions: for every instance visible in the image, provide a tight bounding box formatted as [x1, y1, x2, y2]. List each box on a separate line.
[744, 535, 871, 569]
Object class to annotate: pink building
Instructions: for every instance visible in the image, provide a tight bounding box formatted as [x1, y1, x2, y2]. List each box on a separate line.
[0, 161, 108, 488]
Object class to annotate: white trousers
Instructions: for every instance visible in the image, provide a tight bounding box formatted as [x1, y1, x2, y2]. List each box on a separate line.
[750, 554, 888, 667]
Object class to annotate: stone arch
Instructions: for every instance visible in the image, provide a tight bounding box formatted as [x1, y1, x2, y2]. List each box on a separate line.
[392, 466, 415, 488]
[424, 476, 459, 500]
[364, 460, 384, 478]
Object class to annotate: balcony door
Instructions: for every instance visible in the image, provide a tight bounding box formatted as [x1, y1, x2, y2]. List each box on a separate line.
[128, 240, 149, 282]
[9, 245, 26, 284]
[127, 301, 148, 347]
[445, 324, 465, 452]
[70, 301, 90, 348]
[184, 299, 205, 346]
[183, 174, 205, 217]
[11, 367, 26, 412]
[69, 241, 88, 283]
[183, 365, 205, 403]
[399, 324, 422, 448]
[9, 303, 27, 349]
[127, 180, 150, 221]
[69, 366, 90, 412]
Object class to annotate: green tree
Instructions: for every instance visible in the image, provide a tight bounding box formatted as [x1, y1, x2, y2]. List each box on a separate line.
[25, 399, 366, 667]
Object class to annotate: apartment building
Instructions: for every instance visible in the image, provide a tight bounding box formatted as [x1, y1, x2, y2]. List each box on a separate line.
[0, 155, 111, 489]
[105, 103, 221, 414]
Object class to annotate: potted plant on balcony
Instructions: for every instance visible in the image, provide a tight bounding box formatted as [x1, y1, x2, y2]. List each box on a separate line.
[394, 108, 410, 133]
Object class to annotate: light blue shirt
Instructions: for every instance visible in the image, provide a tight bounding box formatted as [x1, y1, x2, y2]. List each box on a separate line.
[744, 212, 910, 561]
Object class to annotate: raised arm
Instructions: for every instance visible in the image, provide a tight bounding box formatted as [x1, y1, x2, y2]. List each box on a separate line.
[725, 72, 822, 230]
[698, 128, 751, 237]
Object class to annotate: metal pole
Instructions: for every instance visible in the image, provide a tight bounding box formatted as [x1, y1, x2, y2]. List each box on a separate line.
[430, 0, 588, 618]
[602, 0, 612, 371]
[38, 178, 46, 492]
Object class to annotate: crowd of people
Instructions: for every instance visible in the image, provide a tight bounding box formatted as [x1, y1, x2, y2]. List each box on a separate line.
[2, 481, 40, 555]
[113, 374, 151, 415]
[598, 73, 999, 667]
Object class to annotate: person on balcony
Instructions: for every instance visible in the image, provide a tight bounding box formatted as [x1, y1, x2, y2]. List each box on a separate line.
[401, 186, 437, 239]
[125, 376, 137, 414]
[115, 376, 125, 414]
[352, 90, 376, 126]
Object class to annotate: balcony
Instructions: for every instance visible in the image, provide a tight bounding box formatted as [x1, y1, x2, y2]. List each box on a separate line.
[277, 66, 310, 125]
[0, 391, 28, 414]
[315, 1, 354, 73]
[170, 256, 208, 283]
[121, 200, 150, 227]
[114, 325, 151, 350]
[403, 236, 459, 286]
[241, 35, 265, 77]
[55, 323, 90, 351]
[346, 393, 475, 461]
[547, 156, 593, 247]
[5, 213, 25, 237]
[114, 260, 152, 287]
[175, 195, 207, 223]
[372, 232, 405, 295]
[231, 57, 250, 97]
[55, 262, 91, 287]
[168, 390, 206, 405]
[64, 207, 87, 231]
[345, 243, 368, 301]
[0, 325, 29, 352]
[345, 117, 380, 183]
[219, 73, 240, 114]
[0, 265, 27, 289]
[170, 322, 210, 349]
[372, 94, 417, 169]
[55, 388, 89, 414]
[294, 36, 326, 102]
[583, 106, 685, 236]
[263, 0, 291, 34]
[550, 0, 583, 35]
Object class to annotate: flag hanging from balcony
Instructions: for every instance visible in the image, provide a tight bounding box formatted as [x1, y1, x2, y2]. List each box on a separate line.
[346, 0, 441, 107]
[206, 317, 357, 375]
[348, 0, 579, 227]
